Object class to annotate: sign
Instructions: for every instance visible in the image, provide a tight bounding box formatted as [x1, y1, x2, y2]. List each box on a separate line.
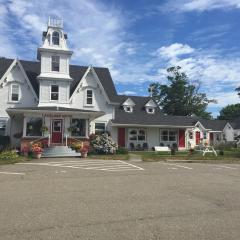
[43, 114, 72, 118]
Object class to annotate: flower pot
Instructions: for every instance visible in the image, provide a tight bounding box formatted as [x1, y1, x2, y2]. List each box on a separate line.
[35, 153, 42, 159]
[82, 152, 87, 158]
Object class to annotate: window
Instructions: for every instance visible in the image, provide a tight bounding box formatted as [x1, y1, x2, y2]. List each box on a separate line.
[26, 118, 42, 136]
[95, 123, 106, 135]
[51, 85, 59, 101]
[71, 119, 86, 137]
[160, 130, 177, 142]
[203, 132, 207, 139]
[0, 119, 7, 136]
[189, 131, 193, 139]
[124, 106, 133, 113]
[129, 129, 146, 141]
[11, 84, 20, 102]
[86, 90, 93, 105]
[146, 107, 155, 114]
[52, 31, 60, 45]
[51, 56, 60, 71]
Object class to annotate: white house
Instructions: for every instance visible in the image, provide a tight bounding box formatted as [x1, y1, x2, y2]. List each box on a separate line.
[0, 18, 238, 155]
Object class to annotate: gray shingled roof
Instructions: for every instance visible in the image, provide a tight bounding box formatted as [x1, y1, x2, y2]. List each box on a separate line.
[0, 58, 118, 102]
[112, 95, 199, 127]
[197, 119, 227, 131]
[230, 117, 240, 129]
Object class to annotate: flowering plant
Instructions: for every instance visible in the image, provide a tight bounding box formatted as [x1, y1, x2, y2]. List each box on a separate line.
[91, 133, 118, 154]
[32, 144, 43, 154]
[81, 145, 89, 154]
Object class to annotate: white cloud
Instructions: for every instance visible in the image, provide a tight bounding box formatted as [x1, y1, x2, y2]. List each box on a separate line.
[119, 90, 137, 96]
[154, 43, 195, 59]
[162, 0, 240, 12]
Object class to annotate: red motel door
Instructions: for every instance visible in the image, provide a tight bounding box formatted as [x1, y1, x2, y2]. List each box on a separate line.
[52, 119, 63, 144]
[196, 131, 201, 145]
[178, 129, 185, 148]
[118, 128, 125, 147]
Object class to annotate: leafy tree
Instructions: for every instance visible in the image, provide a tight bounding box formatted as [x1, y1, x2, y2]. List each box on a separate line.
[218, 104, 240, 120]
[148, 66, 214, 118]
[236, 87, 240, 97]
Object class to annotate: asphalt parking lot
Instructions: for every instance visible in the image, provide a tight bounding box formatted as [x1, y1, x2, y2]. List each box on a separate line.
[0, 158, 240, 240]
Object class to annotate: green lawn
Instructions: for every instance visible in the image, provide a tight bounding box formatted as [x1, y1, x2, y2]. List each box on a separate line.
[133, 149, 240, 162]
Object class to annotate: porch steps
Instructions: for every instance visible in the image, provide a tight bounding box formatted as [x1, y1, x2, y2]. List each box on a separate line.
[42, 146, 81, 158]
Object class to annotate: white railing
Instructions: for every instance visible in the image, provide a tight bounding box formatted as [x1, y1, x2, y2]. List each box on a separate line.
[48, 17, 63, 28]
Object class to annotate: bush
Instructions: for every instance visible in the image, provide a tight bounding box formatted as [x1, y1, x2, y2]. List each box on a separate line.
[0, 136, 10, 151]
[116, 147, 128, 154]
[0, 150, 19, 160]
[90, 133, 118, 154]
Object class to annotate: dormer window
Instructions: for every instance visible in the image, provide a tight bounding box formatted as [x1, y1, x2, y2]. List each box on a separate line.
[52, 31, 60, 45]
[11, 84, 20, 102]
[124, 106, 133, 113]
[51, 56, 60, 72]
[86, 89, 93, 105]
[146, 107, 155, 114]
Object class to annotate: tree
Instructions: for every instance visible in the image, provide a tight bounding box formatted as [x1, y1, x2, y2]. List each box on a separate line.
[236, 87, 240, 97]
[218, 104, 240, 120]
[148, 66, 213, 119]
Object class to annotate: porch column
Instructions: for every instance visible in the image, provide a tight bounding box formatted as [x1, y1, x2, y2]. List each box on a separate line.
[23, 116, 27, 137]
[86, 119, 89, 138]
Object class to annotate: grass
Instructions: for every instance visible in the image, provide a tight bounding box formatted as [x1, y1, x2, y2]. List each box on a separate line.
[134, 149, 240, 162]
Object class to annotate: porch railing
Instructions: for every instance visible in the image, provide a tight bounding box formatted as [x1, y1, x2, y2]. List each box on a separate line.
[29, 134, 50, 147]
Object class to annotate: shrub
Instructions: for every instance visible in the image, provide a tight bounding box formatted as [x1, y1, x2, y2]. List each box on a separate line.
[116, 147, 128, 154]
[0, 136, 10, 151]
[0, 150, 19, 160]
[90, 133, 118, 154]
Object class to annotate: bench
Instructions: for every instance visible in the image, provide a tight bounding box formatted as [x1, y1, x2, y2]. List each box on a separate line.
[154, 146, 171, 154]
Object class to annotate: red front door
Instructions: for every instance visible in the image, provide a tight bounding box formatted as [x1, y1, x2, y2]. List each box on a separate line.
[196, 131, 201, 145]
[52, 119, 63, 144]
[118, 128, 125, 147]
[178, 129, 185, 148]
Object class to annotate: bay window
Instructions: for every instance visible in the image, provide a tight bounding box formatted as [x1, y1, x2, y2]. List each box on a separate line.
[26, 117, 42, 136]
[71, 119, 86, 137]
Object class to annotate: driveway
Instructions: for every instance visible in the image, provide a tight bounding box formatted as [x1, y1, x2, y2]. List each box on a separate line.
[0, 159, 240, 240]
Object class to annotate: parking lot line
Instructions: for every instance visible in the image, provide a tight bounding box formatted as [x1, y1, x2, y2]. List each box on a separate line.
[17, 160, 144, 172]
[217, 165, 237, 170]
[0, 171, 25, 175]
[162, 163, 193, 170]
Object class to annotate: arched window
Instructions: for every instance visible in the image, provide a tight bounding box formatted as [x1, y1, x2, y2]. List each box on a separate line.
[52, 31, 60, 45]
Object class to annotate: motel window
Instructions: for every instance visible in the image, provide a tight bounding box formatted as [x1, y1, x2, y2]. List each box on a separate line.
[52, 31, 60, 45]
[129, 129, 146, 141]
[0, 119, 7, 136]
[51, 85, 59, 101]
[189, 131, 193, 139]
[26, 118, 42, 136]
[203, 132, 207, 139]
[160, 130, 177, 142]
[71, 119, 86, 137]
[95, 122, 106, 135]
[86, 90, 93, 105]
[51, 55, 60, 72]
[11, 84, 20, 102]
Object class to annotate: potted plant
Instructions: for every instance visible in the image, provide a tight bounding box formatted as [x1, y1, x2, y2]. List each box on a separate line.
[22, 146, 29, 157]
[32, 144, 43, 159]
[40, 125, 48, 136]
[81, 145, 89, 158]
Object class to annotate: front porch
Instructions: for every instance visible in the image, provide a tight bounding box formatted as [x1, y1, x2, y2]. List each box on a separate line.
[6, 106, 104, 152]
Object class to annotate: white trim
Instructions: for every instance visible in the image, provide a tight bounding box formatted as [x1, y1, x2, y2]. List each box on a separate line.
[0, 59, 17, 85]
[84, 88, 94, 107]
[10, 83, 20, 102]
[16, 59, 39, 100]
[69, 66, 111, 103]
[111, 122, 194, 128]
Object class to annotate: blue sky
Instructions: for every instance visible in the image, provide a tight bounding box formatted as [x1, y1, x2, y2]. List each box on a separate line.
[0, 0, 240, 117]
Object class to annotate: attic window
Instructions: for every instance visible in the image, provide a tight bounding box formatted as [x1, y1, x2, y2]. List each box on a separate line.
[11, 84, 20, 102]
[124, 106, 133, 113]
[146, 107, 155, 114]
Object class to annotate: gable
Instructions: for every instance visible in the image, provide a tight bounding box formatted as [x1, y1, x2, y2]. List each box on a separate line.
[145, 99, 157, 107]
[122, 98, 136, 106]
